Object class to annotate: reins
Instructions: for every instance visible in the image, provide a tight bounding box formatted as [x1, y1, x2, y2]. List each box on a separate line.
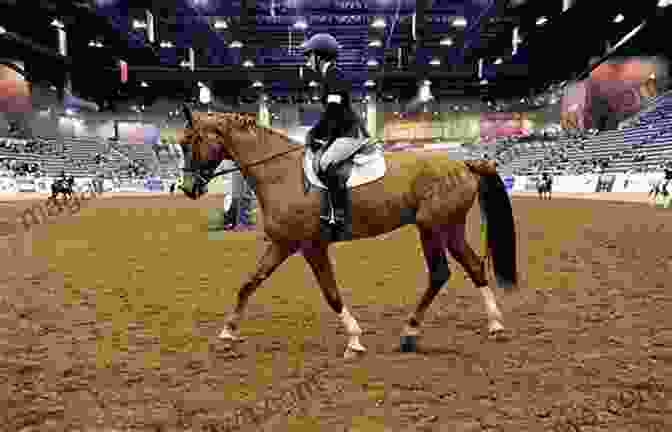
[208, 140, 306, 179]
[183, 122, 306, 180]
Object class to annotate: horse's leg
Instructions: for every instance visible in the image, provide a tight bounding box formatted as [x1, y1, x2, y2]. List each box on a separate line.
[302, 243, 366, 359]
[402, 228, 450, 341]
[443, 224, 504, 335]
[219, 241, 296, 341]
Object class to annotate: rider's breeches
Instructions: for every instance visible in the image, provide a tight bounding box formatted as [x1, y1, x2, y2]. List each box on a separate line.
[324, 164, 347, 190]
[319, 137, 365, 172]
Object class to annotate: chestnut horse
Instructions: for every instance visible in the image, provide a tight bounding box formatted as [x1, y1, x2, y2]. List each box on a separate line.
[178, 106, 519, 359]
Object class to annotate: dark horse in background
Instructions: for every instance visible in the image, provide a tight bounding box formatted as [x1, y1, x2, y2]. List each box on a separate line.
[50, 177, 74, 201]
[536, 174, 552, 200]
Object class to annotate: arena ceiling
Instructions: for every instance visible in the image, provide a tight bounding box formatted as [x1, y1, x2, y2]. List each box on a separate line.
[0, 0, 668, 111]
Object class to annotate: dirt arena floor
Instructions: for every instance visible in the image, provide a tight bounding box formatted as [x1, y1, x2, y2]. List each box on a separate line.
[0, 191, 670, 431]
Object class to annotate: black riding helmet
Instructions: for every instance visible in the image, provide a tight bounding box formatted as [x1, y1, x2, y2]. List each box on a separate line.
[301, 33, 339, 73]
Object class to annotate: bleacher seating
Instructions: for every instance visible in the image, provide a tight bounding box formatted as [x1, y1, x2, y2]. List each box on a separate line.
[496, 90, 672, 175]
[0, 134, 166, 180]
[113, 141, 158, 169]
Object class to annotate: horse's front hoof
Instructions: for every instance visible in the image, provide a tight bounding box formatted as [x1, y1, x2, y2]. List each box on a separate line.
[488, 320, 504, 333]
[218, 327, 246, 342]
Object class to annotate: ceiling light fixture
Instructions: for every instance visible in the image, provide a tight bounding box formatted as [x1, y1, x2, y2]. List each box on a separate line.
[453, 17, 467, 27]
[372, 17, 386, 28]
[440, 37, 453, 46]
[293, 19, 308, 30]
[132, 19, 146, 29]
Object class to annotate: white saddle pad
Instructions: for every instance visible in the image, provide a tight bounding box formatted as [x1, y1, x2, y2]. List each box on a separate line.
[303, 145, 386, 190]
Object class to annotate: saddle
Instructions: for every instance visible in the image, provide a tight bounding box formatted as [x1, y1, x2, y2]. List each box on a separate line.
[302, 136, 386, 193]
[302, 127, 386, 242]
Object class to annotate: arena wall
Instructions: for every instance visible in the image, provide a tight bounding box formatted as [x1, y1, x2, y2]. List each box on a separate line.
[0, 173, 655, 205]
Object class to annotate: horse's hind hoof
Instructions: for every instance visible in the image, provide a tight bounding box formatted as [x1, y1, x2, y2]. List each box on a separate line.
[344, 346, 366, 360]
[486, 322, 510, 341]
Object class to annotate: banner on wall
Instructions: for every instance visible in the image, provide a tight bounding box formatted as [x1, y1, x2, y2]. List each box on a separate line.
[144, 177, 164, 192]
[118, 122, 160, 145]
[587, 57, 666, 131]
[561, 80, 591, 131]
[0, 62, 31, 113]
[479, 112, 533, 141]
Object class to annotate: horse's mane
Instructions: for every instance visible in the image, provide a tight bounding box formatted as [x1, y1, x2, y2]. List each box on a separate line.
[186, 111, 302, 159]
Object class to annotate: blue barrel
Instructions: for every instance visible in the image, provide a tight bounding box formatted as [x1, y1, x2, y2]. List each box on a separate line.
[502, 175, 514, 197]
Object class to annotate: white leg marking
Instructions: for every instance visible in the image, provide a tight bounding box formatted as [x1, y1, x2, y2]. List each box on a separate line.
[401, 323, 421, 337]
[340, 307, 366, 359]
[480, 285, 504, 334]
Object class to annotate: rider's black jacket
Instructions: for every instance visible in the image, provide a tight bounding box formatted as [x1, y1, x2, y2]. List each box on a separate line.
[306, 63, 367, 153]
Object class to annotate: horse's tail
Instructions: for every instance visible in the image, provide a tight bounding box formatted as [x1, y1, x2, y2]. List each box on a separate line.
[476, 172, 518, 291]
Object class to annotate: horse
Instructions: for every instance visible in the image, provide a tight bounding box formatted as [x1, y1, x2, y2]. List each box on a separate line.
[50, 177, 74, 201]
[536, 175, 552, 200]
[177, 106, 519, 359]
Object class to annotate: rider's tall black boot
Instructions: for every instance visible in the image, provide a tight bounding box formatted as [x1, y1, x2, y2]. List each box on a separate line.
[318, 189, 336, 241]
[331, 185, 352, 241]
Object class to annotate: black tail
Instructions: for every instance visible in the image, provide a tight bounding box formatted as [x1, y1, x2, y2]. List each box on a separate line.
[478, 174, 518, 291]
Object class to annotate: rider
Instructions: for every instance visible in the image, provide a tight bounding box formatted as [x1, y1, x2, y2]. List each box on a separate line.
[302, 33, 369, 240]
[662, 160, 672, 195]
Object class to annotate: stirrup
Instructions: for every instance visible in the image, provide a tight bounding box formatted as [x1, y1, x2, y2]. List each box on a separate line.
[320, 192, 337, 225]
